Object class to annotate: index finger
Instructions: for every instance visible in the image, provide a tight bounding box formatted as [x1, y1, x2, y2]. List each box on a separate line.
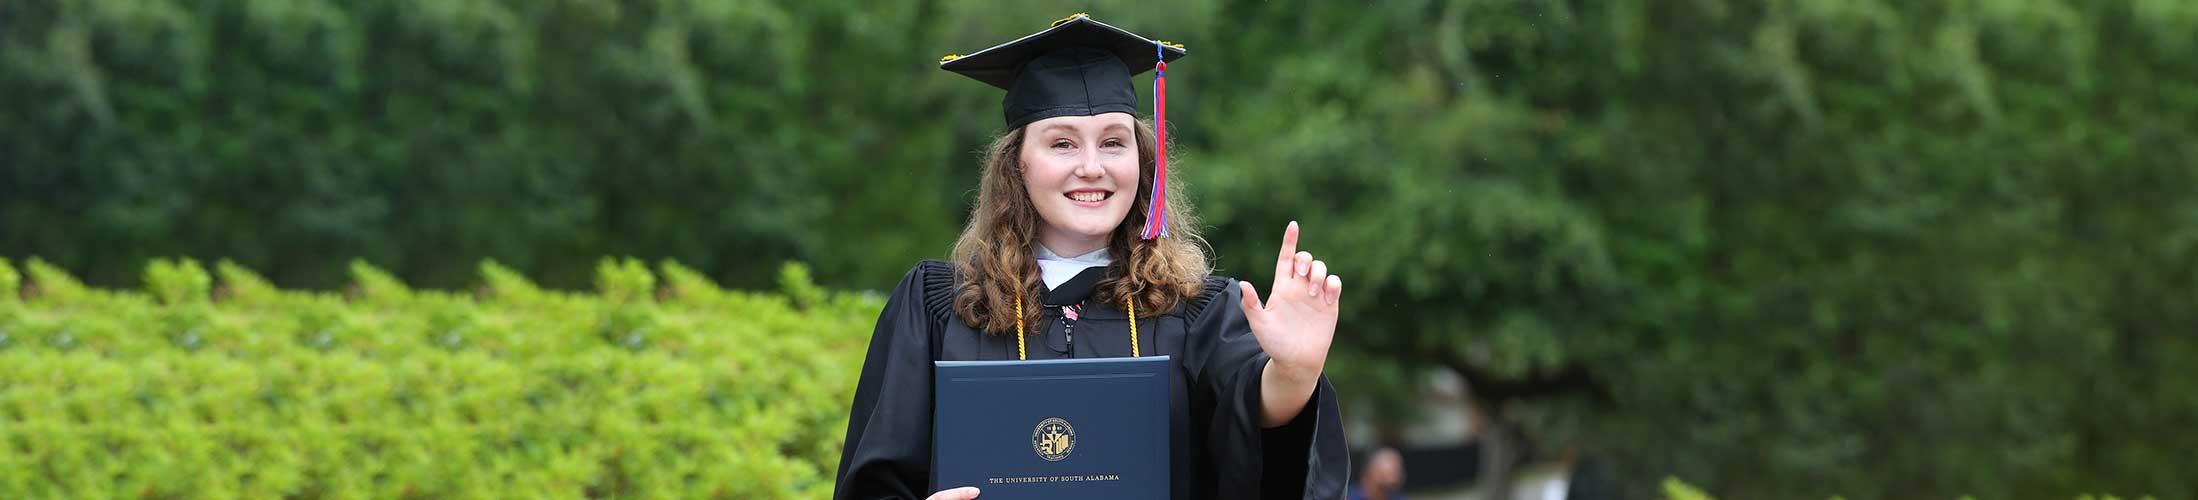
[1275, 221, 1300, 269]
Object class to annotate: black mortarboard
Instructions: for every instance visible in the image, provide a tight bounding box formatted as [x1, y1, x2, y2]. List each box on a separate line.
[941, 14, 1187, 129]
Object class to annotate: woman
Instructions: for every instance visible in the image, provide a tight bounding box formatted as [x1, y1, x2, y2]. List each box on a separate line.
[834, 15, 1350, 499]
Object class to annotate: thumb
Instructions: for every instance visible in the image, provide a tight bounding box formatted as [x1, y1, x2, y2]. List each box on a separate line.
[1237, 281, 1266, 329]
[927, 486, 981, 500]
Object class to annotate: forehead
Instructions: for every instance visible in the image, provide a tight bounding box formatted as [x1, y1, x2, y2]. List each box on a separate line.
[1025, 112, 1136, 134]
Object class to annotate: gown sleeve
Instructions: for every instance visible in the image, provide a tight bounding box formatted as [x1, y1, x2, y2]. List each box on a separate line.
[1188, 277, 1353, 499]
[833, 261, 954, 500]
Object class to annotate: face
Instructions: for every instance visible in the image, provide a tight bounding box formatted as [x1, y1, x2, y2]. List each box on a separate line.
[1020, 113, 1140, 255]
[1364, 449, 1404, 495]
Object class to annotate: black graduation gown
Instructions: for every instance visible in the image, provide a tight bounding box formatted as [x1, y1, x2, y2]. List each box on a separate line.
[834, 260, 1350, 499]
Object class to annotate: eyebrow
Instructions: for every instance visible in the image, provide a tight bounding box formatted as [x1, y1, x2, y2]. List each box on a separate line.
[1039, 122, 1135, 134]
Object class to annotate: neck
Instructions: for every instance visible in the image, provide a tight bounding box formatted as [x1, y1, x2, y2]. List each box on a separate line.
[1037, 232, 1107, 258]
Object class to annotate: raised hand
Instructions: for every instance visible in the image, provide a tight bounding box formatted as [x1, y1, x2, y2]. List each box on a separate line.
[1237, 221, 1342, 382]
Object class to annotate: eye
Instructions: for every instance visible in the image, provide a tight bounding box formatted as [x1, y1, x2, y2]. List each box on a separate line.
[1102, 138, 1127, 148]
[1052, 139, 1074, 150]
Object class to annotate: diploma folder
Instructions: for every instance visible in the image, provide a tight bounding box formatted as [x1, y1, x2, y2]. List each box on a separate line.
[932, 356, 1170, 499]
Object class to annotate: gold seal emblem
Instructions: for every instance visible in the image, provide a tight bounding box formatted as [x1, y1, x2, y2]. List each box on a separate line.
[1031, 417, 1077, 461]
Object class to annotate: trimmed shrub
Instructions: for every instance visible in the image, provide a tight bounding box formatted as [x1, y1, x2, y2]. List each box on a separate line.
[0, 258, 877, 498]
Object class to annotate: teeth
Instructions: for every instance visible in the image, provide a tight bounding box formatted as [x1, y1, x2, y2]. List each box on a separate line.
[1070, 192, 1106, 202]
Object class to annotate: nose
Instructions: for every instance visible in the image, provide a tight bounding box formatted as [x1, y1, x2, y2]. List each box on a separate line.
[1073, 151, 1104, 179]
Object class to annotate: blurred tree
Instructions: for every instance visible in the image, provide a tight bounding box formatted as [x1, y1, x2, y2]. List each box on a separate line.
[1179, 0, 2198, 497]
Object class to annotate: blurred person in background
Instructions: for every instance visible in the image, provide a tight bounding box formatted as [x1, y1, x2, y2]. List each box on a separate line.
[1350, 447, 1405, 500]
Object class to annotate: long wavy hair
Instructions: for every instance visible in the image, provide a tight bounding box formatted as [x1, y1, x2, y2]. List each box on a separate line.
[950, 118, 1211, 334]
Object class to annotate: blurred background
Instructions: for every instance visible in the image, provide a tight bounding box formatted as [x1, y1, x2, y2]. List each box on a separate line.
[4, 0, 2195, 498]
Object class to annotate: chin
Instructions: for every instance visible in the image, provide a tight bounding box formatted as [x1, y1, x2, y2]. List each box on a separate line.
[1069, 224, 1119, 239]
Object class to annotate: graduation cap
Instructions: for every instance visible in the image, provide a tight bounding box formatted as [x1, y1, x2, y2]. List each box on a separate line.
[941, 13, 1187, 240]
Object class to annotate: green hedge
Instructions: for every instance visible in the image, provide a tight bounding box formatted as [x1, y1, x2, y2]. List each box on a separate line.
[0, 257, 876, 498]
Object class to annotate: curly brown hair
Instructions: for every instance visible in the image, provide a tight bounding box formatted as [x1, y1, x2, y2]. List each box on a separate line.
[949, 118, 1211, 334]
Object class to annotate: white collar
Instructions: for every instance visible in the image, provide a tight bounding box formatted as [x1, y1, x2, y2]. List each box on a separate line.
[1035, 243, 1111, 290]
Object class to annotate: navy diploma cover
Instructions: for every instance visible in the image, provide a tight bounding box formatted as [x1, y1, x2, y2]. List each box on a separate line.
[932, 356, 1170, 498]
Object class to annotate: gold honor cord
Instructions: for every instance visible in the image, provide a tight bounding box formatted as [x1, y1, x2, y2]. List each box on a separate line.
[1015, 295, 1140, 361]
[1126, 299, 1139, 357]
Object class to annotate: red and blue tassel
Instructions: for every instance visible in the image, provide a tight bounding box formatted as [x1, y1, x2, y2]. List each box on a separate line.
[1140, 40, 1172, 240]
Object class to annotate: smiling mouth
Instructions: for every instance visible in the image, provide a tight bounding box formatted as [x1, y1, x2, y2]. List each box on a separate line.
[1066, 191, 1113, 203]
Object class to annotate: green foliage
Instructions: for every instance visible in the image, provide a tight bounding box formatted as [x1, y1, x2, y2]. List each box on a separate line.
[144, 257, 212, 306]
[0, 0, 966, 292]
[1175, 1, 2196, 497]
[215, 260, 284, 305]
[1663, 477, 1715, 500]
[348, 260, 413, 304]
[778, 262, 827, 311]
[0, 259, 880, 498]
[0, 258, 17, 303]
[597, 257, 659, 305]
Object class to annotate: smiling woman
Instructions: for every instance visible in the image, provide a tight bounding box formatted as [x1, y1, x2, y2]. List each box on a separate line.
[950, 114, 1210, 336]
[833, 14, 1352, 500]
[1025, 115, 1143, 254]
